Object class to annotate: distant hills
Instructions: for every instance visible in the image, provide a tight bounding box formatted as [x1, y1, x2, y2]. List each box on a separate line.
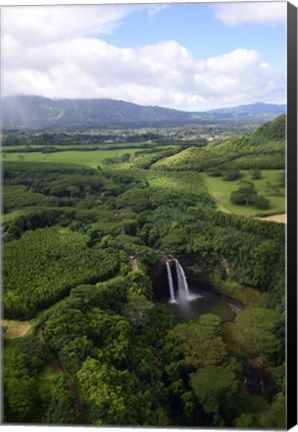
[1, 95, 286, 130]
[150, 114, 286, 172]
[208, 102, 286, 115]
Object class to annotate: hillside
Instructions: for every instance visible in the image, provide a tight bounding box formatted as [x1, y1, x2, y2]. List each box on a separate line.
[152, 115, 286, 172]
[1, 95, 286, 130]
[248, 114, 286, 144]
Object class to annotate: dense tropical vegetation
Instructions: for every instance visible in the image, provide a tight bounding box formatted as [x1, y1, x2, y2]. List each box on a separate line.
[2, 114, 286, 428]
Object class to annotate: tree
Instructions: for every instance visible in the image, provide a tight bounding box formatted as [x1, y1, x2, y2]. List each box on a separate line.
[258, 392, 285, 429]
[123, 292, 154, 330]
[252, 240, 281, 289]
[170, 314, 227, 368]
[250, 169, 262, 180]
[43, 307, 90, 353]
[254, 195, 270, 209]
[59, 336, 95, 373]
[41, 374, 79, 425]
[231, 307, 282, 357]
[190, 366, 238, 414]
[13, 335, 47, 371]
[121, 153, 131, 162]
[230, 181, 257, 205]
[120, 188, 152, 212]
[207, 168, 222, 177]
[234, 413, 255, 427]
[223, 170, 241, 181]
[4, 227, 119, 319]
[5, 373, 37, 422]
[77, 359, 140, 425]
[4, 336, 48, 423]
[191, 235, 218, 264]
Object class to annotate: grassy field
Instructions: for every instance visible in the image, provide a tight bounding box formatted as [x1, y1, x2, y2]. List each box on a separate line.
[202, 170, 285, 217]
[2, 142, 164, 152]
[2, 146, 177, 169]
[2, 149, 140, 168]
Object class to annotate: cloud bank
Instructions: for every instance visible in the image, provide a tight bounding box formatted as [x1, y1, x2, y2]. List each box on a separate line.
[213, 2, 287, 27]
[1, 5, 286, 110]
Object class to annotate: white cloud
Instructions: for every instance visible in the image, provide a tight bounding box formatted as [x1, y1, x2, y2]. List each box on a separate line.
[213, 2, 287, 26]
[1, 5, 286, 110]
[1, 5, 139, 44]
[2, 34, 285, 109]
[147, 4, 169, 18]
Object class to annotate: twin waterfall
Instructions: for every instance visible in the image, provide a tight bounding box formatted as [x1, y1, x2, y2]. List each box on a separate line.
[166, 261, 176, 303]
[166, 259, 194, 304]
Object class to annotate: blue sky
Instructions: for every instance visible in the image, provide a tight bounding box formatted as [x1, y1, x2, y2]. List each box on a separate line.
[1, 2, 287, 110]
[105, 3, 286, 72]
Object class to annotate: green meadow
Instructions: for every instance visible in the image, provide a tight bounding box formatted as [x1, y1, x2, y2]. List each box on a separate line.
[202, 170, 285, 216]
[2, 146, 178, 169]
[2, 149, 139, 168]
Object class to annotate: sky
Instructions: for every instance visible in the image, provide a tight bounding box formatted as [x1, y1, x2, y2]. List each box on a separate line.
[1, 1, 287, 111]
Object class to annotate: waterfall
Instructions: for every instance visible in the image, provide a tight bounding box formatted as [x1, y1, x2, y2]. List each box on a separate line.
[175, 259, 191, 302]
[166, 259, 198, 303]
[166, 259, 203, 305]
[166, 261, 176, 303]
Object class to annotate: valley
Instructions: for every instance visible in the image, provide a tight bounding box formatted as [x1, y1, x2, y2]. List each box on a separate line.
[2, 110, 286, 429]
[1, 0, 291, 427]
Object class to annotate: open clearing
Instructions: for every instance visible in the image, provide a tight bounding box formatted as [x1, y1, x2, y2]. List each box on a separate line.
[1, 319, 31, 339]
[258, 214, 286, 223]
[203, 170, 285, 217]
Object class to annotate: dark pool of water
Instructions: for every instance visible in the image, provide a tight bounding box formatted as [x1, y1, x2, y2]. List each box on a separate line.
[168, 285, 235, 322]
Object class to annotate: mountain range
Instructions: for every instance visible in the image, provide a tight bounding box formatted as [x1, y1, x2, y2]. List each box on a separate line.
[1, 95, 286, 130]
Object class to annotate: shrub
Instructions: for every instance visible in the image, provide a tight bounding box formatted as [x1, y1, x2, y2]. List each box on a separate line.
[254, 195, 270, 210]
[223, 170, 241, 181]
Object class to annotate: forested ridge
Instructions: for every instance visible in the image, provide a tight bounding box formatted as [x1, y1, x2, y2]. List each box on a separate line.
[152, 115, 285, 172]
[2, 115, 286, 428]
[2, 95, 285, 129]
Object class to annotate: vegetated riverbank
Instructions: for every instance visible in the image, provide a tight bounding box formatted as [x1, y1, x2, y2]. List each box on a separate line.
[184, 266, 276, 398]
[185, 269, 244, 314]
[182, 255, 268, 310]
[188, 267, 268, 309]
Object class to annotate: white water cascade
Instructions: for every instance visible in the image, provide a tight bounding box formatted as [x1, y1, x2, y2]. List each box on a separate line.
[166, 261, 176, 303]
[166, 259, 201, 304]
[175, 259, 192, 302]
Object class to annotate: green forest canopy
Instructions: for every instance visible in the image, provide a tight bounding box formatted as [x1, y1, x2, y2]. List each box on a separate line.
[3, 115, 286, 428]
